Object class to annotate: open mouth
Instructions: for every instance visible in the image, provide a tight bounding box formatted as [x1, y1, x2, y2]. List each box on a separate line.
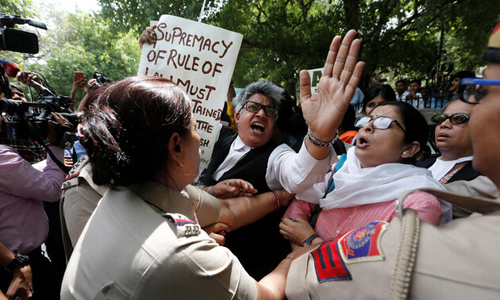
[251, 122, 265, 133]
[357, 136, 369, 147]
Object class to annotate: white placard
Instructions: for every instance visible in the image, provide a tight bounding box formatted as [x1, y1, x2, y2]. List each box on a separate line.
[307, 67, 324, 94]
[138, 15, 243, 168]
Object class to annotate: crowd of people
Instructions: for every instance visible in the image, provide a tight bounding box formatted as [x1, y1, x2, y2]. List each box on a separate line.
[0, 18, 500, 300]
[387, 70, 478, 111]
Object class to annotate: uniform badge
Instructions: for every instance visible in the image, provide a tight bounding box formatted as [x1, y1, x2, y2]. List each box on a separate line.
[61, 155, 88, 189]
[61, 173, 79, 189]
[311, 239, 352, 282]
[163, 213, 201, 238]
[337, 220, 388, 264]
[63, 173, 79, 182]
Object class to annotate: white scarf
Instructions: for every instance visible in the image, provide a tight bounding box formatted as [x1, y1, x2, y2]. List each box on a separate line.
[428, 156, 473, 181]
[316, 147, 445, 210]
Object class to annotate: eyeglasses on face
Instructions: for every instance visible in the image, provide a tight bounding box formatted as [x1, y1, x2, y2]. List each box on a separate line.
[243, 100, 279, 118]
[431, 113, 470, 125]
[355, 115, 406, 133]
[460, 78, 500, 104]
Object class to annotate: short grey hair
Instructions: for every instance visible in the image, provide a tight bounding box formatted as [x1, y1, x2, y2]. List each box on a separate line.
[232, 80, 285, 116]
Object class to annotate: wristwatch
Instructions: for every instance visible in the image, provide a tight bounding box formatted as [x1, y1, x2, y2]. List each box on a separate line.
[5, 253, 30, 273]
[302, 233, 320, 247]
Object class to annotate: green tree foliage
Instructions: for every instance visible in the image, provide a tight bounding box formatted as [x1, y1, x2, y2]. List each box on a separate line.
[24, 11, 141, 104]
[211, 0, 500, 92]
[350, 0, 498, 86]
[98, 0, 221, 33]
[444, 0, 498, 73]
[0, 0, 36, 17]
[212, 0, 341, 92]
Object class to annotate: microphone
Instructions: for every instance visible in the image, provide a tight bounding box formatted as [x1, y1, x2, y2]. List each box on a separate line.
[0, 59, 20, 77]
[30, 78, 54, 96]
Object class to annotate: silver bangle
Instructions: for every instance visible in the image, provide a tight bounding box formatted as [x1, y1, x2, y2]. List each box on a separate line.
[307, 130, 335, 148]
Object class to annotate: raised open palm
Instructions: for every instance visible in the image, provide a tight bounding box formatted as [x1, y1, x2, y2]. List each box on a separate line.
[300, 30, 365, 143]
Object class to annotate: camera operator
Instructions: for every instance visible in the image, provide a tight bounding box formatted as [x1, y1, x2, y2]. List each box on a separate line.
[0, 111, 70, 300]
[0, 80, 47, 164]
[0, 83, 75, 285]
[3, 68, 77, 282]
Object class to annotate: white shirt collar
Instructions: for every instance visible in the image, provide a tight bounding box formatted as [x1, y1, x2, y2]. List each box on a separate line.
[233, 135, 253, 151]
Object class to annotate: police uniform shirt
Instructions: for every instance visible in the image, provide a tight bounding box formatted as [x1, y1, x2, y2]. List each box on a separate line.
[61, 155, 108, 249]
[61, 181, 258, 300]
[286, 189, 500, 300]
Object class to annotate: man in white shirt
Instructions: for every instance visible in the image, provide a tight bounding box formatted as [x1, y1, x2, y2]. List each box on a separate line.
[407, 79, 425, 109]
[395, 79, 409, 101]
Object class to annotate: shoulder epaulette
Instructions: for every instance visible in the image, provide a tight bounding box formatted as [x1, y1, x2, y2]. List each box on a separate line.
[162, 213, 201, 238]
[61, 156, 89, 189]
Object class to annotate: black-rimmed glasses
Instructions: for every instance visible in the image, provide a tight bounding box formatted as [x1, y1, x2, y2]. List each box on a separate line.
[355, 115, 406, 133]
[460, 78, 500, 104]
[431, 113, 470, 125]
[243, 101, 279, 118]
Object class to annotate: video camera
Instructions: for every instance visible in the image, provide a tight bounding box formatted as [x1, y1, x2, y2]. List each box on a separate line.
[0, 96, 78, 149]
[93, 71, 113, 86]
[0, 14, 47, 54]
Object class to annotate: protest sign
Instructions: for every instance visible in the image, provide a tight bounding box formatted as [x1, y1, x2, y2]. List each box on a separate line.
[307, 67, 364, 113]
[307, 67, 324, 94]
[138, 15, 243, 168]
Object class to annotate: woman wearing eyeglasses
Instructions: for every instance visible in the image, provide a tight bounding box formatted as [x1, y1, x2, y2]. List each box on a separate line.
[280, 102, 450, 250]
[417, 98, 498, 218]
[420, 100, 476, 184]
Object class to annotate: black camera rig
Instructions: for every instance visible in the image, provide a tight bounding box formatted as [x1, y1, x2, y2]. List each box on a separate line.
[0, 14, 47, 54]
[93, 71, 113, 86]
[0, 97, 78, 149]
